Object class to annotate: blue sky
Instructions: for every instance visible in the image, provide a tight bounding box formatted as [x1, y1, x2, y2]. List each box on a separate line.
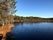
[15, 0, 53, 18]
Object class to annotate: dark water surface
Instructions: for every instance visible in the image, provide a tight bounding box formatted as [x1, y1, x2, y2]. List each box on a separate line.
[11, 22, 53, 40]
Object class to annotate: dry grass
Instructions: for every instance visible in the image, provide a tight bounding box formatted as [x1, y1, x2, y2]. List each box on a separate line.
[0, 24, 14, 37]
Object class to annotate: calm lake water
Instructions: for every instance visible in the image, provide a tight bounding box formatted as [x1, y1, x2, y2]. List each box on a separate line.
[11, 22, 53, 40]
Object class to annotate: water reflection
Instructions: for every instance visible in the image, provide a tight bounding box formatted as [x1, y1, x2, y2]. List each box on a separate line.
[11, 22, 53, 40]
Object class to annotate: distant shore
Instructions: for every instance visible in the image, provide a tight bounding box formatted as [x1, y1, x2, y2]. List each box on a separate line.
[14, 16, 53, 23]
[14, 20, 53, 23]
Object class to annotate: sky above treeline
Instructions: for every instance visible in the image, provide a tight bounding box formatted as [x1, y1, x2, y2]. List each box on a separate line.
[15, 0, 53, 18]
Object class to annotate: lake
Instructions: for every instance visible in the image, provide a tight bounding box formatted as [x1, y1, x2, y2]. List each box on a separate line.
[11, 22, 53, 40]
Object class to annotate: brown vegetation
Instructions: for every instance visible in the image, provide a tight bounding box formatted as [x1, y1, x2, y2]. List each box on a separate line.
[0, 24, 14, 40]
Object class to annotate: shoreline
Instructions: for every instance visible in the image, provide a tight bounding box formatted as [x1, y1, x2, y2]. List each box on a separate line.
[14, 20, 53, 23]
[0, 24, 14, 40]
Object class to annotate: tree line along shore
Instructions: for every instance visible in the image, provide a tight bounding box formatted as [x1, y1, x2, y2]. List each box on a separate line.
[14, 16, 53, 23]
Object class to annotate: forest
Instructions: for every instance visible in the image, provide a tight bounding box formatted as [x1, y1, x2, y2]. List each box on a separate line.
[14, 15, 53, 23]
